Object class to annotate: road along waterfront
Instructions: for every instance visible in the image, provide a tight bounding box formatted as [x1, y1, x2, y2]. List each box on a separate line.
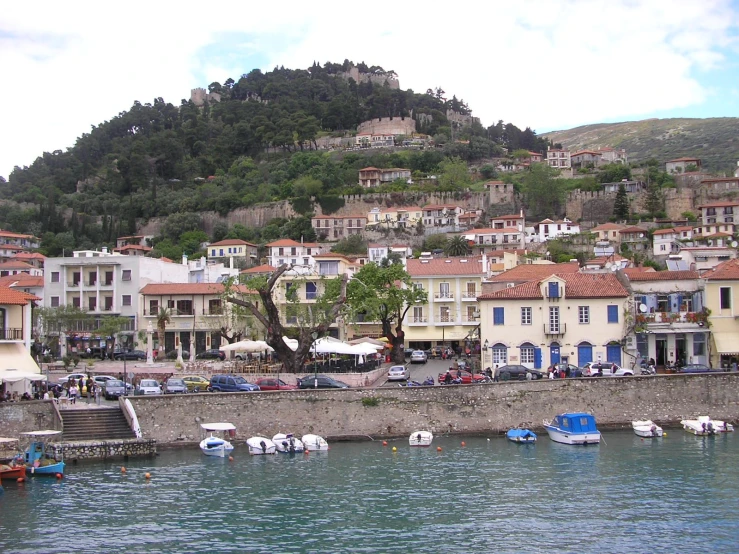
[1, 431, 738, 553]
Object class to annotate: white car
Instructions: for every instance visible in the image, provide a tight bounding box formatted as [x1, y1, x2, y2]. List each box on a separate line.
[410, 350, 428, 364]
[583, 362, 633, 377]
[58, 372, 87, 384]
[387, 365, 411, 381]
[136, 379, 162, 395]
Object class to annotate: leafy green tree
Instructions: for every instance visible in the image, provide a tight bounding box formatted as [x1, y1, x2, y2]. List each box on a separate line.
[438, 157, 471, 191]
[598, 163, 631, 183]
[345, 261, 427, 364]
[97, 316, 133, 356]
[613, 183, 630, 220]
[445, 235, 471, 256]
[521, 163, 565, 219]
[155, 308, 171, 360]
[644, 182, 664, 216]
[331, 234, 367, 255]
[423, 234, 448, 252]
[38, 305, 92, 342]
[479, 165, 498, 179]
[180, 230, 209, 256]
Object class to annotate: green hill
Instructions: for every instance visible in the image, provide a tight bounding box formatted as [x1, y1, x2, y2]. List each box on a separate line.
[542, 117, 739, 173]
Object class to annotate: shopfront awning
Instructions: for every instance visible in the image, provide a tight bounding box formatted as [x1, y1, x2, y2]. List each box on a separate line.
[712, 333, 739, 356]
[0, 343, 43, 383]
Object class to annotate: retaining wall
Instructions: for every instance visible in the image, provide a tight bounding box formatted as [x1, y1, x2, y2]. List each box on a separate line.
[48, 439, 157, 461]
[0, 400, 60, 437]
[126, 374, 739, 445]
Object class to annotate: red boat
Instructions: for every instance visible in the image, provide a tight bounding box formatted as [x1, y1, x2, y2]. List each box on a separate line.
[0, 463, 27, 480]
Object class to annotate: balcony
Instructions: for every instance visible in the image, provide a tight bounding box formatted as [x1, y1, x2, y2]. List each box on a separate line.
[544, 323, 566, 336]
[636, 311, 707, 327]
[461, 291, 477, 301]
[437, 314, 456, 325]
[434, 292, 455, 302]
[0, 328, 23, 341]
[408, 316, 428, 326]
[462, 314, 478, 323]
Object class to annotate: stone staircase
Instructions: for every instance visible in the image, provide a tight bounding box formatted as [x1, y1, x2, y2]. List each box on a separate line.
[61, 408, 136, 442]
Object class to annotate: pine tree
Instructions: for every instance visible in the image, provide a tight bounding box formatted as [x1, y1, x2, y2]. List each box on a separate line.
[613, 183, 630, 220]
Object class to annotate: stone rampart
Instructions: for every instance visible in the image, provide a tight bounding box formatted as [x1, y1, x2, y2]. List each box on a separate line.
[126, 374, 739, 445]
[357, 116, 416, 136]
[566, 188, 693, 221]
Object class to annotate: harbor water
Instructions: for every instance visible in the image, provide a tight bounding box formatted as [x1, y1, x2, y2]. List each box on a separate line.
[1, 430, 738, 553]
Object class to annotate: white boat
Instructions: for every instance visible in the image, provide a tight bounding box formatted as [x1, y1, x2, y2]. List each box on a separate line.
[543, 413, 601, 445]
[199, 423, 235, 457]
[409, 430, 433, 447]
[632, 420, 663, 438]
[272, 433, 305, 454]
[302, 434, 329, 451]
[247, 436, 276, 455]
[681, 416, 735, 436]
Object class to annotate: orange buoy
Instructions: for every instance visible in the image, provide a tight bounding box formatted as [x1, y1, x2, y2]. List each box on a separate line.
[461, 441, 466, 447]
[228, 456, 234, 461]
[17, 477, 25, 483]
[55, 473, 63, 479]
[437, 446, 442, 452]
[382, 441, 388, 446]
[304, 450, 309, 455]
[144, 472, 151, 479]
[121, 467, 127, 473]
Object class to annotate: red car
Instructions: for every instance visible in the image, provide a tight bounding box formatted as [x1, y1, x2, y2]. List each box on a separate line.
[438, 369, 485, 385]
[253, 378, 298, 391]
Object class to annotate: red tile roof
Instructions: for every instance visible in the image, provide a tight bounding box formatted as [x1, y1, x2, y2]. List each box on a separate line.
[480, 273, 627, 300]
[591, 223, 625, 232]
[266, 239, 320, 248]
[0, 260, 33, 269]
[209, 239, 257, 247]
[487, 262, 580, 282]
[491, 214, 524, 220]
[652, 228, 678, 236]
[626, 270, 699, 281]
[0, 229, 37, 240]
[697, 201, 739, 208]
[113, 244, 152, 252]
[701, 178, 739, 183]
[702, 258, 739, 280]
[140, 283, 255, 295]
[11, 252, 46, 260]
[240, 264, 276, 274]
[360, 167, 380, 171]
[0, 286, 39, 305]
[619, 226, 648, 234]
[0, 274, 44, 287]
[407, 257, 483, 276]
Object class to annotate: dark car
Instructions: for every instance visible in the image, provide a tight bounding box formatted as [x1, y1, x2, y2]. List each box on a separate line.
[196, 349, 226, 361]
[209, 374, 260, 392]
[297, 374, 350, 389]
[678, 364, 716, 374]
[254, 378, 298, 391]
[101, 379, 126, 400]
[113, 350, 147, 361]
[80, 346, 108, 360]
[165, 350, 191, 360]
[497, 365, 544, 381]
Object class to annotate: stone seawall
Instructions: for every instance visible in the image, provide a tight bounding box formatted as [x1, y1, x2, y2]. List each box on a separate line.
[0, 400, 61, 437]
[127, 374, 739, 445]
[48, 439, 157, 461]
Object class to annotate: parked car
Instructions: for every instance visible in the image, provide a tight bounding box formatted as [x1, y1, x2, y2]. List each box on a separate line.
[58, 372, 88, 384]
[135, 379, 162, 395]
[80, 347, 108, 360]
[296, 374, 350, 389]
[113, 350, 147, 361]
[102, 379, 126, 400]
[181, 375, 211, 392]
[163, 378, 188, 394]
[497, 365, 544, 381]
[253, 378, 298, 391]
[550, 363, 583, 378]
[438, 369, 486, 384]
[404, 348, 414, 358]
[583, 362, 633, 377]
[196, 349, 226, 361]
[678, 364, 716, 374]
[410, 350, 428, 364]
[165, 350, 191, 360]
[430, 347, 444, 359]
[387, 365, 411, 381]
[209, 374, 260, 392]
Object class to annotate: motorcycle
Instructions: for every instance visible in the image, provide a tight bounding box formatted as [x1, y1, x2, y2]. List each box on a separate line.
[401, 376, 435, 387]
[640, 364, 656, 375]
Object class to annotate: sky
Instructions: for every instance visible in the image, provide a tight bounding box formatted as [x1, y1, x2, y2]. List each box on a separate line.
[1, 0, 738, 178]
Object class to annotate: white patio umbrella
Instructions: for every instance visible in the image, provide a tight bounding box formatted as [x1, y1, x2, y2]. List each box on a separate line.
[349, 343, 381, 355]
[282, 337, 299, 352]
[311, 338, 357, 355]
[219, 340, 274, 353]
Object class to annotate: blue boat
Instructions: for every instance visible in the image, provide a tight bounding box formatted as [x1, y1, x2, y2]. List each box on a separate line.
[543, 413, 601, 445]
[506, 429, 537, 443]
[21, 430, 65, 476]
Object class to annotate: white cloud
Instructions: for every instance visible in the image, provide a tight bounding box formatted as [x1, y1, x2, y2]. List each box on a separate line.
[0, 0, 737, 177]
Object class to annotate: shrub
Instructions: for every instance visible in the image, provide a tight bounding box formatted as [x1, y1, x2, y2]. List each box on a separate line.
[362, 396, 379, 407]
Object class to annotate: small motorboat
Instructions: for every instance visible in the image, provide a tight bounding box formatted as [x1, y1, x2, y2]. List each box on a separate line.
[247, 436, 276, 455]
[0, 462, 26, 480]
[506, 429, 537, 443]
[409, 431, 433, 447]
[543, 413, 601, 445]
[21, 430, 65, 475]
[199, 423, 236, 457]
[273, 433, 305, 454]
[681, 416, 734, 436]
[302, 434, 329, 452]
[632, 420, 663, 438]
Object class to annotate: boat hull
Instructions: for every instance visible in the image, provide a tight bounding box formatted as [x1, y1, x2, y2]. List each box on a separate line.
[681, 417, 734, 436]
[506, 429, 537, 444]
[199, 438, 234, 457]
[302, 434, 329, 451]
[632, 420, 663, 438]
[0, 466, 26, 479]
[409, 431, 433, 447]
[247, 437, 276, 455]
[544, 425, 600, 445]
[272, 434, 305, 454]
[27, 461, 65, 475]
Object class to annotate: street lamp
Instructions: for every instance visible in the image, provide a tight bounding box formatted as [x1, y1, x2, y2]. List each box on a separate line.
[311, 331, 318, 389]
[483, 339, 489, 368]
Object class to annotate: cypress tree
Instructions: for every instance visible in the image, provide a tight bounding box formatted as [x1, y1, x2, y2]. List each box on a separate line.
[613, 183, 630, 220]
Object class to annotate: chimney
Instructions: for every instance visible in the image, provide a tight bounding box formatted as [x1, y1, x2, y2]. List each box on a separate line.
[182, 254, 188, 265]
[481, 253, 488, 275]
[101, 247, 108, 254]
[229, 256, 234, 269]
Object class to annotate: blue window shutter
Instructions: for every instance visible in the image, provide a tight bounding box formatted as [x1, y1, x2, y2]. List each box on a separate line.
[548, 282, 559, 298]
[534, 348, 542, 369]
[493, 307, 504, 325]
[607, 305, 618, 323]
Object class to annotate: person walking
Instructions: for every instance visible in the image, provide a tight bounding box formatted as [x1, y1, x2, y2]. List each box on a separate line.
[86, 376, 94, 403]
[69, 383, 78, 404]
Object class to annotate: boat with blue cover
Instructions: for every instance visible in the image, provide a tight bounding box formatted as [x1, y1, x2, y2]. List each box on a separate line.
[21, 430, 65, 475]
[506, 429, 537, 443]
[199, 423, 235, 457]
[543, 413, 601, 445]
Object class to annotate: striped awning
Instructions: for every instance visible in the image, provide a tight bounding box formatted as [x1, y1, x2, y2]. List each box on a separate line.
[713, 333, 739, 355]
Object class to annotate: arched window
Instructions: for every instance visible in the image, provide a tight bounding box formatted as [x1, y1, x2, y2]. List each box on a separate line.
[520, 342, 535, 365]
[492, 343, 507, 365]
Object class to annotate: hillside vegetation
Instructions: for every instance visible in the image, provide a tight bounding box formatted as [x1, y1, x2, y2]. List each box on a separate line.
[542, 117, 739, 173]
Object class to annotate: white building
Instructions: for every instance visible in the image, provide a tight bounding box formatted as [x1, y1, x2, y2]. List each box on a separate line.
[547, 148, 571, 169]
[533, 218, 580, 242]
[652, 227, 694, 255]
[265, 239, 327, 268]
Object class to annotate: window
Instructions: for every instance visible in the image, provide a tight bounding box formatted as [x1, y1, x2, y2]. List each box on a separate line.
[660, 244, 666, 251]
[413, 307, 424, 322]
[549, 306, 560, 333]
[521, 307, 532, 325]
[318, 261, 339, 275]
[520, 344, 535, 364]
[122, 270, 132, 282]
[439, 283, 450, 299]
[607, 305, 619, 323]
[492, 344, 507, 365]
[51, 271, 60, 283]
[104, 271, 113, 285]
[306, 282, 317, 300]
[104, 297, 113, 311]
[149, 300, 159, 315]
[208, 299, 222, 314]
[88, 297, 97, 311]
[694, 333, 706, 356]
[493, 307, 504, 325]
[720, 287, 731, 310]
[579, 306, 590, 324]
[72, 296, 80, 308]
[72, 272, 80, 286]
[50, 296, 60, 307]
[467, 306, 476, 322]
[88, 271, 97, 286]
[413, 282, 424, 291]
[440, 306, 451, 322]
[176, 300, 193, 315]
[122, 295, 132, 306]
[657, 295, 669, 312]
[548, 282, 560, 298]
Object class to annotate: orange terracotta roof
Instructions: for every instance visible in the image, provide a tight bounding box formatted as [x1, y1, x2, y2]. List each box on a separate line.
[466, 228, 520, 235]
[407, 257, 483, 276]
[209, 239, 257, 247]
[697, 201, 739, 208]
[487, 262, 580, 282]
[0, 275, 44, 287]
[360, 166, 380, 171]
[0, 286, 39, 305]
[0, 260, 33, 269]
[591, 223, 625, 231]
[652, 228, 678, 236]
[703, 258, 739, 280]
[626, 270, 699, 281]
[240, 264, 276, 274]
[702, 232, 733, 239]
[160, 257, 174, 263]
[622, 267, 656, 275]
[11, 252, 46, 260]
[423, 204, 462, 210]
[0, 229, 37, 240]
[266, 239, 320, 248]
[571, 150, 602, 157]
[113, 244, 152, 252]
[491, 214, 524, 220]
[479, 273, 627, 300]
[140, 283, 255, 295]
[701, 177, 739, 183]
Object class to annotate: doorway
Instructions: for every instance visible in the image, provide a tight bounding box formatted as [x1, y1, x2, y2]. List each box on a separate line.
[675, 334, 686, 367]
[550, 343, 561, 365]
[656, 334, 667, 367]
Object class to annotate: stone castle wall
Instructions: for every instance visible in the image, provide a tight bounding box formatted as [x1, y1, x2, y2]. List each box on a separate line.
[566, 188, 694, 222]
[338, 66, 400, 89]
[357, 116, 416, 136]
[190, 88, 222, 107]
